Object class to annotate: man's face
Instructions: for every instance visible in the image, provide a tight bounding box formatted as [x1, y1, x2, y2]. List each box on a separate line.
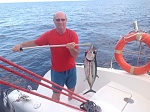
[53, 13, 67, 31]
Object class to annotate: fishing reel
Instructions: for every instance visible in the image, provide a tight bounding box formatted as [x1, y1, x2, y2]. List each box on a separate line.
[80, 100, 102, 112]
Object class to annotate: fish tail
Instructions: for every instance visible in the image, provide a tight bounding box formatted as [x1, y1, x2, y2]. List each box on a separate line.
[83, 89, 96, 95]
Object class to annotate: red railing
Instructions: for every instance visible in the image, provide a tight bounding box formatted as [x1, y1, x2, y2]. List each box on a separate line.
[0, 56, 87, 111]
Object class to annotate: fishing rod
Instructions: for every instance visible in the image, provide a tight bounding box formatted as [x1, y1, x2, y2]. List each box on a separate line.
[20, 43, 92, 50]
[0, 56, 87, 102]
[0, 79, 85, 112]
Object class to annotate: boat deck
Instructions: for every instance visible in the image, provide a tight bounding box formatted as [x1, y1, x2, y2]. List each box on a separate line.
[60, 81, 150, 112]
[7, 66, 150, 112]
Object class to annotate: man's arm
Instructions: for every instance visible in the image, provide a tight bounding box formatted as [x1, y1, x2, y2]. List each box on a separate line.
[12, 40, 37, 52]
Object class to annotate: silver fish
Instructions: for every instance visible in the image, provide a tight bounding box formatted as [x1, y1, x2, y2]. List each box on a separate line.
[83, 44, 98, 95]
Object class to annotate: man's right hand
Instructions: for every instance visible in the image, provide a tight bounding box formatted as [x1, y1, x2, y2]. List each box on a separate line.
[12, 44, 23, 52]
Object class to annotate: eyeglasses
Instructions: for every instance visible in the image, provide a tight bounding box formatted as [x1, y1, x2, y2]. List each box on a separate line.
[55, 18, 66, 22]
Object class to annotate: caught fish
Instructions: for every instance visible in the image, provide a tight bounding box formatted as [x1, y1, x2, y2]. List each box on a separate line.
[83, 44, 98, 95]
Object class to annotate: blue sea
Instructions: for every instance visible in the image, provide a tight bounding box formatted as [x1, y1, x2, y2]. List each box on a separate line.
[0, 0, 150, 111]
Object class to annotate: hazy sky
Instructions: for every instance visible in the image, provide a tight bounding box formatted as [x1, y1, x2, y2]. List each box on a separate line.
[0, 0, 82, 3]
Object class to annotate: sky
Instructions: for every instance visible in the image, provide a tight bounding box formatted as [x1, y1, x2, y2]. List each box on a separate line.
[0, 0, 82, 3]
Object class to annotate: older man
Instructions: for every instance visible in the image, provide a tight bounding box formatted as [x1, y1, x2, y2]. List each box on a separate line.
[12, 11, 79, 101]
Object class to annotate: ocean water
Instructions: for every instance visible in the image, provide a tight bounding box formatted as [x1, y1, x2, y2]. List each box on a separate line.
[0, 0, 150, 111]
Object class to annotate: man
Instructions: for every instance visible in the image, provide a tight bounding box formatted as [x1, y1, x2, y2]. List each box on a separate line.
[12, 11, 79, 101]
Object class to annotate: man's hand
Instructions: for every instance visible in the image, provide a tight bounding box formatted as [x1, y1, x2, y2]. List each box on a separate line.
[66, 42, 79, 58]
[12, 44, 22, 52]
[12, 40, 37, 52]
[66, 42, 76, 50]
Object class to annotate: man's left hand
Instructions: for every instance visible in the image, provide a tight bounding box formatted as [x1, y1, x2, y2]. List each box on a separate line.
[66, 42, 75, 50]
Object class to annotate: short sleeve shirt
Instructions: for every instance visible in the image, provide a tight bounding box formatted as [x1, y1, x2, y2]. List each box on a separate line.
[35, 28, 79, 72]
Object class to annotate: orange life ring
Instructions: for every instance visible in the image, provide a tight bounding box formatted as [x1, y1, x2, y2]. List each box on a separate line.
[114, 32, 150, 75]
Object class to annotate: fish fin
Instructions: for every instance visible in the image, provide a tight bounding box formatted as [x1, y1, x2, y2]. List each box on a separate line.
[83, 89, 96, 95]
[96, 74, 99, 78]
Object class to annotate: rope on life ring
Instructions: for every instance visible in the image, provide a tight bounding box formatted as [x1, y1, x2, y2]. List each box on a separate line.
[114, 32, 150, 75]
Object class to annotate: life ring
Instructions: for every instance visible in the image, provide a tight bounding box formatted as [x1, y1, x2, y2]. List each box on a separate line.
[114, 32, 150, 75]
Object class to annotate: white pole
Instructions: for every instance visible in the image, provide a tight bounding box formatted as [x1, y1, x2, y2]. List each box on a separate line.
[133, 21, 138, 32]
[21, 43, 92, 50]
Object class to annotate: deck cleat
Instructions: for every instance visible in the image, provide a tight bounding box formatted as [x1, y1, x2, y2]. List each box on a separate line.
[80, 100, 102, 112]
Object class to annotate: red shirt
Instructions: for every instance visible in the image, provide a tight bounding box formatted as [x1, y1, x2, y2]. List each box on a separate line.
[35, 28, 79, 72]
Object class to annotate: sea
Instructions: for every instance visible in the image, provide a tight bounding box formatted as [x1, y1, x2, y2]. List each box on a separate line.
[0, 0, 150, 111]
